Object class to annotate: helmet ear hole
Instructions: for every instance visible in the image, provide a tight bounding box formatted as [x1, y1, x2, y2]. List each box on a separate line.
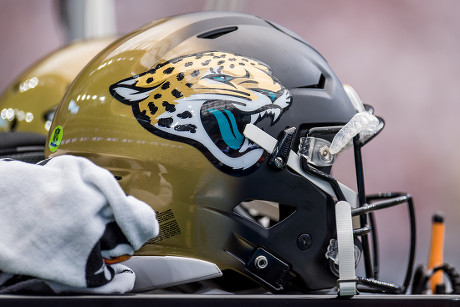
[233, 200, 295, 228]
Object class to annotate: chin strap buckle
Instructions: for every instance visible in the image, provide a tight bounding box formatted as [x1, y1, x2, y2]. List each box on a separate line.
[335, 201, 358, 297]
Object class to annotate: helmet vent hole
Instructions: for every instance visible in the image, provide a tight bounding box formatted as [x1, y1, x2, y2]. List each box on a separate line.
[233, 200, 295, 228]
[197, 26, 238, 39]
[296, 74, 325, 89]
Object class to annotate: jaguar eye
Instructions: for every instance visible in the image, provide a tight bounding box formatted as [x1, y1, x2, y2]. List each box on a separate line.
[207, 74, 235, 82]
[251, 88, 278, 102]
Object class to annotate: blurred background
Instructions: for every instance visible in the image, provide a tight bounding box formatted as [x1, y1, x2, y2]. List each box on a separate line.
[0, 0, 459, 289]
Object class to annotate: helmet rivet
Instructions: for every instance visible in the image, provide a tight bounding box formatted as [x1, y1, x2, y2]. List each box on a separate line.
[254, 255, 268, 269]
[297, 234, 312, 250]
[319, 146, 332, 163]
[273, 157, 284, 169]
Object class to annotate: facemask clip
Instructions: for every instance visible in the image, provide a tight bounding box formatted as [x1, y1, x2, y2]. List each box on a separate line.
[298, 137, 335, 168]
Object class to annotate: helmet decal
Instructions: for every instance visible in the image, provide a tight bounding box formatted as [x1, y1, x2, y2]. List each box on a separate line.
[110, 51, 292, 174]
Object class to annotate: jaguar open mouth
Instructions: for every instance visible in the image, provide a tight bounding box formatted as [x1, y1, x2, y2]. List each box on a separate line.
[201, 100, 284, 155]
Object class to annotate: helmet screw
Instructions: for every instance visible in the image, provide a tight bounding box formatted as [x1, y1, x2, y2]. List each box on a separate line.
[297, 234, 312, 250]
[273, 157, 284, 169]
[254, 255, 268, 269]
[319, 146, 333, 163]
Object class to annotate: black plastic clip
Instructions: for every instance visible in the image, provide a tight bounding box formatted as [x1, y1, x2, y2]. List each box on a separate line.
[268, 126, 296, 170]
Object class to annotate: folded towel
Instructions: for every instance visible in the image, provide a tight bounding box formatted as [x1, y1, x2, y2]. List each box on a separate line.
[0, 155, 159, 293]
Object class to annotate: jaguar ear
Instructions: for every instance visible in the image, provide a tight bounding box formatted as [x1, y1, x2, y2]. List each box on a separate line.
[110, 77, 155, 105]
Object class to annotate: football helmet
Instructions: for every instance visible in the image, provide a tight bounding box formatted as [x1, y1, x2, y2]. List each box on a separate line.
[45, 11, 415, 294]
[0, 38, 114, 134]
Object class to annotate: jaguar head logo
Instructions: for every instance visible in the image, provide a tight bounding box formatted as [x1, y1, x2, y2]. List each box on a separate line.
[110, 51, 292, 175]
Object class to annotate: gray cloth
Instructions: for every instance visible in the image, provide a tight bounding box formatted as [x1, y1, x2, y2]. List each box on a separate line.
[0, 155, 159, 293]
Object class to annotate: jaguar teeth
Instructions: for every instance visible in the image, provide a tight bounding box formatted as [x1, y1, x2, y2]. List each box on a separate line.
[239, 137, 250, 152]
[273, 108, 281, 121]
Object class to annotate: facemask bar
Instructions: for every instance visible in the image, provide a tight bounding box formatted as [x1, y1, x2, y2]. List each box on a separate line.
[301, 110, 416, 294]
[357, 192, 416, 293]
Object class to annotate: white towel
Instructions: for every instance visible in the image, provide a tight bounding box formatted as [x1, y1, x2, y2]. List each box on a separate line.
[0, 155, 159, 293]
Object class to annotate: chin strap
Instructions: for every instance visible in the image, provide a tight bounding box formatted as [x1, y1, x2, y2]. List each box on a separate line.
[335, 201, 358, 296]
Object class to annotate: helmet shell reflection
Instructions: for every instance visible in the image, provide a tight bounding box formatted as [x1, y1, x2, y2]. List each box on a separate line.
[0, 38, 114, 134]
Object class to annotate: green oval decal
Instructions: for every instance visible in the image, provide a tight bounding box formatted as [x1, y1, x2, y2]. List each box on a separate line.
[49, 125, 63, 152]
